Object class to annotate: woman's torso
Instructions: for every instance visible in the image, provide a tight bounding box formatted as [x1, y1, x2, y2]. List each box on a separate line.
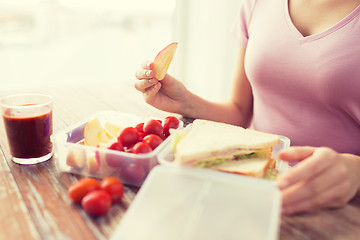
[238, 0, 360, 154]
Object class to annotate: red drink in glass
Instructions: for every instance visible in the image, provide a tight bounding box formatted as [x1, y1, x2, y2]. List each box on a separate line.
[3, 107, 52, 159]
[1, 94, 53, 164]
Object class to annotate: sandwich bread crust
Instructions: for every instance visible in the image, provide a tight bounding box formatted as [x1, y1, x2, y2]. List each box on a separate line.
[175, 119, 279, 163]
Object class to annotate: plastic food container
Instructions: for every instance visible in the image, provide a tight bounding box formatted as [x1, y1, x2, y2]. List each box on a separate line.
[110, 165, 282, 240]
[54, 111, 183, 187]
[158, 129, 291, 177]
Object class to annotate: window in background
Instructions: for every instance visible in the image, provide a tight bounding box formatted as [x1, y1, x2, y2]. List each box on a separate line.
[0, 0, 176, 91]
[174, 0, 241, 102]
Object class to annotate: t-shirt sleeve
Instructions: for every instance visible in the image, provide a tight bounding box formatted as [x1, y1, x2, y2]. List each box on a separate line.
[231, 0, 257, 49]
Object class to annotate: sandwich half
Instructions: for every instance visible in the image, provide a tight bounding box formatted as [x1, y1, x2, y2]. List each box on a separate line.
[174, 119, 280, 178]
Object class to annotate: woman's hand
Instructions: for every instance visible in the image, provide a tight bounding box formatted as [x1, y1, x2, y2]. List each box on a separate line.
[277, 146, 360, 215]
[135, 60, 189, 114]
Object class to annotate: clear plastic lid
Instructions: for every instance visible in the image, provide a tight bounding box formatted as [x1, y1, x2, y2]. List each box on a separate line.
[111, 165, 282, 240]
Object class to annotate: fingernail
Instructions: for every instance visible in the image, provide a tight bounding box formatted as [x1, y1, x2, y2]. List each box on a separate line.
[146, 71, 151, 77]
[147, 62, 151, 68]
[148, 78, 157, 83]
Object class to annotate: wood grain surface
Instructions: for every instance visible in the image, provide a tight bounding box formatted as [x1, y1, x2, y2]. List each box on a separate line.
[0, 83, 359, 240]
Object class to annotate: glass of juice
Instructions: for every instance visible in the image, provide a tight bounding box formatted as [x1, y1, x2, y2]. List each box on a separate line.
[1, 94, 53, 164]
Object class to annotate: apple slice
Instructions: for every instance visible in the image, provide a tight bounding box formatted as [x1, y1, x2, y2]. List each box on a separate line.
[153, 42, 178, 80]
[86, 151, 100, 173]
[84, 118, 114, 147]
[66, 147, 85, 168]
[104, 121, 122, 138]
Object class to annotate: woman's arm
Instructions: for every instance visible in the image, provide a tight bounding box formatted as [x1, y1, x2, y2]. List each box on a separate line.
[135, 47, 254, 127]
[177, 47, 253, 127]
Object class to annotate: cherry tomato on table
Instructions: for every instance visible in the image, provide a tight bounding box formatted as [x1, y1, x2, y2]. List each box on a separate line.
[81, 190, 112, 216]
[100, 176, 124, 204]
[68, 178, 100, 203]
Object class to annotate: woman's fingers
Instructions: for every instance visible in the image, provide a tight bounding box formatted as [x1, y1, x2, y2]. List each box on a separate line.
[134, 78, 158, 93]
[278, 146, 316, 162]
[143, 82, 161, 104]
[278, 147, 360, 215]
[135, 69, 154, 80]
[282, 181, 352, 215]
[281, 160, 346, 206]
[277, 147, 336, 190]
[141, 60, 153, 69]
[135, 61, 154, 80]
[135, 60, 157, 93]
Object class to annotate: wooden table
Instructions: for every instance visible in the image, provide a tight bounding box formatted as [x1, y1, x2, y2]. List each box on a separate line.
[1, 83, 360, 240]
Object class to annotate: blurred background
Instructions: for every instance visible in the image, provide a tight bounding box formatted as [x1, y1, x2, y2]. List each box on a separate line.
[0, 0, 240, 101]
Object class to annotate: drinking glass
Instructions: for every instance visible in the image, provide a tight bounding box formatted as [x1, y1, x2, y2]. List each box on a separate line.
[1, 94, 53, 164]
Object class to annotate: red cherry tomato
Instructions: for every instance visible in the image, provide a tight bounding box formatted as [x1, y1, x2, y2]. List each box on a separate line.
[135, 122, 144, 133]
[163, 116, 180, 137]
[106, 155, 132, 168]
[143, 119, 163, 136]
[125, 146, 134, 153]
[132, 142, 152, 154]
[107, 141, 124, 151]
[142, 134, 163, 150]
[119, 163, 146, 185]
[68, 178, 100, 203]
[118, 127, 139, 147]
[81, 190, 112, 216]
[138, 131, 146, 142]
[100, 176, 124, 204]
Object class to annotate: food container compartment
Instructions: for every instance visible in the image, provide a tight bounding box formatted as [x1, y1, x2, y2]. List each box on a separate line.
[54, 111, 183, 187]
[158, 130, 291, 178]
[111, 165, 282, 240]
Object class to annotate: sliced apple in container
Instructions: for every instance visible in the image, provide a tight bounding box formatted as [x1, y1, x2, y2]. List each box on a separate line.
[66, 146, 85, 168]
[153, 42, 178, 80]
[104, 121, 122, 138]
[84, 118, 114, 147]
[86, 151, 100, 173]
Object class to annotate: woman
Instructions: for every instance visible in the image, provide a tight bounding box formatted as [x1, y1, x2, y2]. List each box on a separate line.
[135, 0, 360, 215]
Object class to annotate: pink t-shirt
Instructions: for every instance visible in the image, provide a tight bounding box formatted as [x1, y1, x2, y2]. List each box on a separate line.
[232, 0, 360, 155]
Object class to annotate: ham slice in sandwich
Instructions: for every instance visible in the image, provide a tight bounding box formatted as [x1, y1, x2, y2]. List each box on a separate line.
[174, 119, 280, 178]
